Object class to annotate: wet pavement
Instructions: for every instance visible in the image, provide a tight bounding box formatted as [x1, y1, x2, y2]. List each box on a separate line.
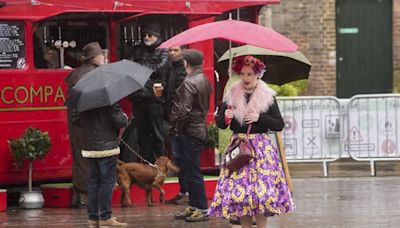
[2, 176, 400, 227]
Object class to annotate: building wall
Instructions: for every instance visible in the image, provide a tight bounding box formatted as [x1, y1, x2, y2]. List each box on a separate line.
[266, 0, 400, 95]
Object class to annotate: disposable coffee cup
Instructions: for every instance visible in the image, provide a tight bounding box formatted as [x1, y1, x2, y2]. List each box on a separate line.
[153, 83, 163, 97]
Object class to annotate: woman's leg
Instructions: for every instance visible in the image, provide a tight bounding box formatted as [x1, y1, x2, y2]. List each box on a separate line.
[255, 215, 267, 228]
[240, 215, 253, 228]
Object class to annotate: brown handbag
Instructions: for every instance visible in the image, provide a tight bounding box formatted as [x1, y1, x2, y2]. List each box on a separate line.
[224, 125, 254, 171]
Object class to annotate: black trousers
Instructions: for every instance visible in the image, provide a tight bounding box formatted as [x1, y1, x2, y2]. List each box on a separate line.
[175, 134, 207, 210]
[133, 102, 165, 163]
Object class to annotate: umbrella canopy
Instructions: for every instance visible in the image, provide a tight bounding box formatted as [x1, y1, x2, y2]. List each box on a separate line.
[72, 59, 154, 112]
[159, 20, 298, 52]
[218, 45, 311, 85]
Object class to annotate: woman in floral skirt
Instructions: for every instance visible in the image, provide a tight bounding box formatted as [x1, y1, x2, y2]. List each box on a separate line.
[209, 55, 295, 227]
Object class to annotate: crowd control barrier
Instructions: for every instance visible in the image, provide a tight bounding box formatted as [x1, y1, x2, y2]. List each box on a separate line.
[346, 94, 400, 176]
[277, 96, 342, 176]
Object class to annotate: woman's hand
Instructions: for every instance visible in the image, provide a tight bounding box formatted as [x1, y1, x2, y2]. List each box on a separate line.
[224, 108, 234, 125]
[244, 112, 259, 124]
[225, 108, 234, 119]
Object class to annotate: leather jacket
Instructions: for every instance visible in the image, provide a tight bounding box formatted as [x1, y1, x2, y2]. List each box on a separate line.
[169, 68, 212, 141]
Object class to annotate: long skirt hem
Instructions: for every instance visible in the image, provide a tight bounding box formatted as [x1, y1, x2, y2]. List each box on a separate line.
[209, 133, 295, 219]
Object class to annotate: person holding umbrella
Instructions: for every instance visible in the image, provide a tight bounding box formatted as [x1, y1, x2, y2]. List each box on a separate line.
[208, 55, 295, 227]
[71, 57, 154, 227]
[65, 41, 105, 209]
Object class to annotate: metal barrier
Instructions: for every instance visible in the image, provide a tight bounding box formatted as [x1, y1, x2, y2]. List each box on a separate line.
[277, 96, 342, 176]
[346, 94, 400, 176]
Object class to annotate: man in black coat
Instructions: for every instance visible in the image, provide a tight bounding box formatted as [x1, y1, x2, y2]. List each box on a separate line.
[65, 42, 104, 208]
[128, 22, 170, 163]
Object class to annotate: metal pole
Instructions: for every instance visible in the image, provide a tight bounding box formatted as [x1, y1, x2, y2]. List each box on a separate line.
[323, 161, 328, 177]
[370, 160, 375, 176]
[29, 161, 32, 192]
[228, 13, 232, 78]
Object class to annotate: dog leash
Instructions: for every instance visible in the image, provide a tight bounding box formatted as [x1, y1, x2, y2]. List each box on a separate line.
[120, 138, 166, 178]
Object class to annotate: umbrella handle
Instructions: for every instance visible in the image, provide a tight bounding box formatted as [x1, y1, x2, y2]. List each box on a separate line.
[213, 70, 220, 116]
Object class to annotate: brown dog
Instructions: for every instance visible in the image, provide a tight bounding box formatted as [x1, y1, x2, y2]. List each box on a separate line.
[116, 156, 179, 207]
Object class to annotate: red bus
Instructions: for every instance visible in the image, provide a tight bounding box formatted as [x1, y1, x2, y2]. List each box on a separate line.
[0, 0, 278, 185]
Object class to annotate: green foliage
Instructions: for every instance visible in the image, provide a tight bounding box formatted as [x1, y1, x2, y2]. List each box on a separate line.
[8, 127, 51, 168]
[279, 84, 298, 96]
[268, 84, 281, 94]
[218, 128, 232, 154]
[205, 124, 219, 148]
[289, 79, 308, 94]
[268, 79, 308, 96]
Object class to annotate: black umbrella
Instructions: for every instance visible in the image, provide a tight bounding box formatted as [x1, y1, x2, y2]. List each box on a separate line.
[218, 45, 311, 85]
[72, 59, 154, 112]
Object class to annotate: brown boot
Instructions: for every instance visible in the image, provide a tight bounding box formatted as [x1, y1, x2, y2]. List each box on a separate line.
[99, 217, 128, 227]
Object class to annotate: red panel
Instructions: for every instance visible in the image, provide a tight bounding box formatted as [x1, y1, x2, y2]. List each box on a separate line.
[0, 1, 280, 20]
[200, 147, 216, 170]
[42, 187, 73, 208]
[0, 190, 6, 211]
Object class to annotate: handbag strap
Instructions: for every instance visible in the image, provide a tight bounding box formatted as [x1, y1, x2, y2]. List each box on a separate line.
[246, 124, 252, 136]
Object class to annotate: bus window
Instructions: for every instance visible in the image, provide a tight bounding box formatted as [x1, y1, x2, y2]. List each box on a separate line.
[33, 13, 109, 69]
[0, 21, 26, 69]
[118, 15, 187, 60]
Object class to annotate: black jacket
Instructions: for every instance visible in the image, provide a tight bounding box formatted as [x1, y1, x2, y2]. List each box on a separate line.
[170, 68, 212, 141]
[74, 104, 128, 155]
[165, 59, 186, 119]
[129, 40, 169, 104]
[215, 98, 284, 133]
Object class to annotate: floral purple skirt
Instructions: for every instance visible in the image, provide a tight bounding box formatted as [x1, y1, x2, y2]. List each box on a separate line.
[209, 133, 295, 218]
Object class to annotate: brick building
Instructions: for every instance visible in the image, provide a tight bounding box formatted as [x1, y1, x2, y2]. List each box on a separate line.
[260, 0, 400, 96]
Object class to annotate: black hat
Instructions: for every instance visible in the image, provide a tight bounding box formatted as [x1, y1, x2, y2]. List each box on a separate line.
[82, 42, 103, 61]
[182, 49, 203, 66]
[143, 22, 161, 37]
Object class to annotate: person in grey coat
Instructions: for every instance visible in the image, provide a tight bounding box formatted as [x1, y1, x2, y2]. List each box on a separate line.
[65, 42, 104, 208]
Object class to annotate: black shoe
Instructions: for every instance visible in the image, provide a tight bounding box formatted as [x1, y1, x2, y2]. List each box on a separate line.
[229, 216, 257, 225]
[229, 216, 241, 225]
[71, 203, 87, 209]
[175, 207, 194, 219]
[185, 209, 209, 222]
[166, 193, 184, 204]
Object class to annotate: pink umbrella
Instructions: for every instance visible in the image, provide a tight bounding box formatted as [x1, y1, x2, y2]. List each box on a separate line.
[159, 20, 298, 52]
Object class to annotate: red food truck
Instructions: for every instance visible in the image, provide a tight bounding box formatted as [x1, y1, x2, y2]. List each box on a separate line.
[0, 0, 278, 185]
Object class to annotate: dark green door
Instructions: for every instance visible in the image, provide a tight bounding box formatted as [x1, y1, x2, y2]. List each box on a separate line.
[336, 0, 392, 98]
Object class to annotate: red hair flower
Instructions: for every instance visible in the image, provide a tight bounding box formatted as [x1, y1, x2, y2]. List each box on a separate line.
[232, 55, 266, 76]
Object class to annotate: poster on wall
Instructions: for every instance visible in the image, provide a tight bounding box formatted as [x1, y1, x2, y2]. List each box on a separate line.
[0, 21, 25, 69]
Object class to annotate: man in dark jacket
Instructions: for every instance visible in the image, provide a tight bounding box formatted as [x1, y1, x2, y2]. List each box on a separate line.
[170, 49, 212, 222]
[128, 22, 169, 163]
[165, 46, 189, 205]
[165, 46, 186, 119]
[76, 103, 128, 227]
[65, 42, 104, 208]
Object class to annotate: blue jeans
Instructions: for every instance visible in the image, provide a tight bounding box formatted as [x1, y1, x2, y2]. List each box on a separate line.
[175, 134, 207, 210]
[171, 136, 188, 194]
[87, 156, 117, 220]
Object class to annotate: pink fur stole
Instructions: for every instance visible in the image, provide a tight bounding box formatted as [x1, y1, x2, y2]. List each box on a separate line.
[224, 80, 275, 125]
